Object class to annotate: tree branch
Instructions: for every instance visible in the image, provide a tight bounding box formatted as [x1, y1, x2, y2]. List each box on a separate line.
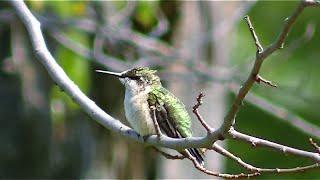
[192, 92, 213, 133]
[217, 0, 320, 137]
[228, 128, 320, 162]
[40, 13, 319, 140]
[15, 11, 317, 140]
[9, 0, 224, 150]
[14, 10, 318, 138]
[212, 143, 319, 173]
[244, 15, 263, 53]
[309, 138, 320, 154]
[227, 83, 320, 138]
[184, 149, 260, 179]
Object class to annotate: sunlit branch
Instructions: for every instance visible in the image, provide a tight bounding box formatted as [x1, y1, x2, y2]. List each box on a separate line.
[9, 0, 223, 150]
[228, 128, 320, 162]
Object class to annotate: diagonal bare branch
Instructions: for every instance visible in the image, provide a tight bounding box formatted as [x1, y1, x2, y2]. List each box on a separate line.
[9, 0, 223, 150]
[192, 92, 213, 133]
[217, 0, 320, 137]
[240, 85, 320, 138]
[228, 128, 320, 162]
[212, 143, 320, 173]
[244, 15, 263, 53]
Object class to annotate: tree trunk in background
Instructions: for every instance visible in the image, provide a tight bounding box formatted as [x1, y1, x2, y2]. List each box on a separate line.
[0, 19, 51, 178]
[160, 2, 238, 178]
[161, 1, 217, 178]
[200, 1, 238, 173]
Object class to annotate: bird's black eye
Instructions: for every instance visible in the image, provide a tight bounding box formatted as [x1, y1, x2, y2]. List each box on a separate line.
[133, 69, 139, 74]
[129, 76, 140, 80]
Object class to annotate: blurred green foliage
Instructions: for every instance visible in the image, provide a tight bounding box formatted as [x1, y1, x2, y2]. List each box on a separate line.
[133, 1, 158, 32]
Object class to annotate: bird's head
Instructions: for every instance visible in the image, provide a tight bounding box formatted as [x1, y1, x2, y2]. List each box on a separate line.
[96, 67, 161, 92]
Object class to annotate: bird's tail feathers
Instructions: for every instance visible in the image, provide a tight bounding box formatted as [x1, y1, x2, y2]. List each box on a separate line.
[187, 148, 204, 166]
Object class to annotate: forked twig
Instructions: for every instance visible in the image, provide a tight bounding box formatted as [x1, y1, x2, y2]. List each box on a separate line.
[309, 138, 320, 154]
[192, 92, 213, 133]
[244, 15, 263, 53]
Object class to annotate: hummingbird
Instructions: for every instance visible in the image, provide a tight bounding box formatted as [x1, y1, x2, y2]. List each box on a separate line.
[96, 67, 204, 165]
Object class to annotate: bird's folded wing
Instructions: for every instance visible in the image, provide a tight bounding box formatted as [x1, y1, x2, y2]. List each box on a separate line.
[148, 93, 180, 138]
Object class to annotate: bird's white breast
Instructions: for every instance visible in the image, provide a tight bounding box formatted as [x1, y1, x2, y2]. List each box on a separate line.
[124, 87, 156, 136]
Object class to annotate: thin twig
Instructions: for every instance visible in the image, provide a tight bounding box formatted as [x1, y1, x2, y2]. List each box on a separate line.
[212, 143, 257, 172]
[255, 75, 277, 87]
[192, 92, 213, 133]
[261, 0, 319, 57]
[184, 150, 260, 179]
[309, 138, 320, 154]
[212, 143, 320, 173]
[304, 0, 320, 6]
[228, 128, 320, 163]
[244, 16, 275, 88]
[244, 15, 263, 53]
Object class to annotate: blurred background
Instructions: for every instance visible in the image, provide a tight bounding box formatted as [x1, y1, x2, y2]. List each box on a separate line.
[0, 1, 319, 179]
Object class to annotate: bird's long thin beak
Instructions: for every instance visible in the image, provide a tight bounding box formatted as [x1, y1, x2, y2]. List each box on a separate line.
[95, 70, 125, 78]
